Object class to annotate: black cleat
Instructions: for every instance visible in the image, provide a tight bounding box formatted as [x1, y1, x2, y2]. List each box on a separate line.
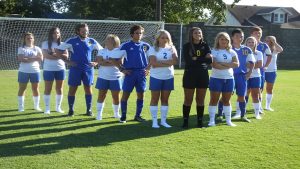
[68, 110, 74, 117]
[182, 119, 189, 129]
[86, 110, 93, 116]
[241, 116, 251, 123]
[197, 120, 203, 128]
[134, 116, 146, 122]
[119, 116, 126, 123]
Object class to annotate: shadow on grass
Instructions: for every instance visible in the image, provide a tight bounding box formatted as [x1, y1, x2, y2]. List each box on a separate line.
[0, 114, 210, 157]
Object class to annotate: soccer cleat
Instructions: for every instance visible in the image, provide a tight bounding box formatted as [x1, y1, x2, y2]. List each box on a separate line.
[34, 107, 42, 111]
[134, 116, 146, 122]
[232, 114, 241, 119]
[265, 107, 274, 112]
[208, 122, 216, 127]
[197, 120, 203, 128]
[18, 107, 24, 112]
[68, 110, 74, 117]
[241, 116, 251, 123]
[152, 122, 160, 128]
[86, 110, 93, 116]
[96, 115, 102, 121]
[160, 122, 171, 128]
[226, 122, 237, 127]
[119, 116, 126, 123]
[56, 108, 64, 113]
[113, 113, 121, 118]
[44, 110, 51, 115]
[255, 115, 262, 120]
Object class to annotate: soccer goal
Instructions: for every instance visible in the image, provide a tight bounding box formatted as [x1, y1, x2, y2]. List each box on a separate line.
[0, 17, 164, 70]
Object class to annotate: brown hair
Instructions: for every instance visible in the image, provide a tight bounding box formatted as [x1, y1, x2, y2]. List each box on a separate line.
[23, 32, 34, 47]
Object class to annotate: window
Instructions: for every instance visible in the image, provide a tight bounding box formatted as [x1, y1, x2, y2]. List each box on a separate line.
[274, 13, 285, 23]
[279, 14, 284, 22]
[274, 13, 279, 22]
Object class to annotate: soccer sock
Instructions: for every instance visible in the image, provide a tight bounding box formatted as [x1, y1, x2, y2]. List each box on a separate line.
[96, 102, 104, 120]
[236, 101, 241, 116]
[18, 96, 25, 110]
[150, 106, 159, 127]
[182, 105, 191, 127]
[196, 105, 204, 127]
[121, 100, 127, 118]
[239, 102, 246, 117]
[217, 101, 223, 117]
[160, 106, 169, 123]
[85, 94, 92, 111]
[68, 95, 75, 111]
[266, 94, 273, 109]
[112, 104, 120, 117]
[259, 97, 263, 111]
[56, 94, 63, 110]
[245, 96, 249, 104]
[253, 102, 260, 117]
[33, 96, 40, 109]
[208, 106, 217, 125]
[135, 99, 144, 117]
[223, 105, 235, 126]
[44, 95, 51, 111]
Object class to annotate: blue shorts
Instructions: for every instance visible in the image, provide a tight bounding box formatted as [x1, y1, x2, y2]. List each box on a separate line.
[247, 77, 261, 89]
[209, 77, 235, 92]
[265, 72, 277, 84]
[149, 77, 174, 91]
[43, 70, 65, 81]
[234, 73, 247, 96]
[68, 68, 94, 86]
[260, 70, 265, 89]
[95, 78, 122, 91]
[18, 71, 40, 83]
[122, 69, 146, 93]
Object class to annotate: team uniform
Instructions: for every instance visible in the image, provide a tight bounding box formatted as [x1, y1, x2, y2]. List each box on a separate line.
[232, 45, 255, 118]
[265, 51, 279, 110]
[208, 48, 238, 126]
[57, 36, 102, 114]
[120, 40, 150, 121]
[257, 42, 272, 89]
[182, 42, 212, 89]
[41, 41, 66, 113]
[17, 46, 43, 111]
[95, 48, 125, 120]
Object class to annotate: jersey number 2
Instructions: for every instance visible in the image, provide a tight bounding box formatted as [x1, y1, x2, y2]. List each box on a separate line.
[163, 52, 167, 59]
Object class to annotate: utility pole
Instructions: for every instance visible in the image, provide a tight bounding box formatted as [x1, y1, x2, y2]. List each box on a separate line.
[156, 0, 161, 21]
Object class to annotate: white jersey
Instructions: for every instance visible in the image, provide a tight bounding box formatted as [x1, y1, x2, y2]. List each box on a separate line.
[250, 51, 263, 78]
[265, 51, 279, 72]
[18, 46, 42, 73]
[148, 46, 177, 80]
[41, 41, 66, 71]
[97, 48, 125, 80]
[211, 49, 238, 79]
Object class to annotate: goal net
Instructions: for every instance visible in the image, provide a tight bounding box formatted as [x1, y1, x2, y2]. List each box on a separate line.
[0, 17, 164, 70]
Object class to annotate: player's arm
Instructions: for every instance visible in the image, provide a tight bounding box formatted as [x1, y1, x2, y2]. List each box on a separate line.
[220, 55, 239, 68]
[246, 52, 255, 79]
[254, 60, 262, 69]
[160, 47, 178, 66]
[97, 55, 113, 66]
[274, 40, 283, 53]
[263, 46, 272, 70]
[42, 49, 57, 60]
[211, 57, 229, 70]
[149, 55, 170, 68]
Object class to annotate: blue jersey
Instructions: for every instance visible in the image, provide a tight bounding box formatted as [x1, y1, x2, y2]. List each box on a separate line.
[233, 45, 255, 74]
[120, 41, 150, 69]
[257, 42, 272, 68]
[65, 36, 102, 71]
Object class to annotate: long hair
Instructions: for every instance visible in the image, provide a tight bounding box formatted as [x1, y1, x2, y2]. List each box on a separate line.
[105, 34, 121, 48]
[265, 36, 276, 52]
[48, 27, 61, 51]
[153, 30, 173, 51]
[22, 32, 34, 47]
[188, 27, 203, 57]
[214, 32, 231, 51]
[244, 36, 258, 55]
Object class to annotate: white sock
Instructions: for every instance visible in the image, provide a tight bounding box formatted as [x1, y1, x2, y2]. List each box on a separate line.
[266, 94, 273, 109]
[96, 102, 104, 120]
[236, 101, 241, 115]
[150, 106, 159, 128]
[18, 96, 25, 111]
[224, 105, 236, 126]
[33, 96, 40, 109]
[253, 102, 261, 119]
[112, 104, 121, 118]
[259, 100, 263, 112]
[160, 105, 171, 128]
[208, 106, 217, 126]
[44, 95, 50, 112]
[56, 94, 63, 110]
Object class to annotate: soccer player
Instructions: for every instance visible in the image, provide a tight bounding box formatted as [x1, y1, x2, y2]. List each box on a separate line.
[119, 25, 150, 123]
[230, 29, 255, 122]
[57, 23, 102, 117]
[264, 36, 283, 111]
[148, 30, 178, 128]
[95, 34, 125, 120]
[208, 32, 239, 127]
[17, 32, 43, 112]
[182, 27, 212, 128]
[250, 27, 272, 113]
[42, 27, 68, 114]
[245, 36, 263, 119]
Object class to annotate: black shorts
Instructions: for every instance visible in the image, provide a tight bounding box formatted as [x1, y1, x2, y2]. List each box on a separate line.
[182, 69, 209, 89]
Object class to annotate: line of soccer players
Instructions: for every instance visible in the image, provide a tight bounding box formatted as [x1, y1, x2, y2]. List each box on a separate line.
[16, 24, 282, 128]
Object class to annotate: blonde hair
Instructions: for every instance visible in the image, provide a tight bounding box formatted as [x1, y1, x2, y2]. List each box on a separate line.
[105, 34, 121, 48]
[23, 32, 34, 47]
[153, 30, 173, 51]
[244, 36, 258, 54]
[214, 32, 231, 50]
[265, 36, 276, 52]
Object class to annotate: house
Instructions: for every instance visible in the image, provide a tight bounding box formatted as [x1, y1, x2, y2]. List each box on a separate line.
[206, 5, 300, 28]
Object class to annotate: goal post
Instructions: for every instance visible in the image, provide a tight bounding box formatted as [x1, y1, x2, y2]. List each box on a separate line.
[0, 17, 164, 70]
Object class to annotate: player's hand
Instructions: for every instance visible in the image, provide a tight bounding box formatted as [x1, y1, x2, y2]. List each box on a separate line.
[245, 72, 251, 80]
[122, 69, 131, 75]
[144, 69, 150, 76]
[66, 60, 77, 67]
[90, 62, 98, 67]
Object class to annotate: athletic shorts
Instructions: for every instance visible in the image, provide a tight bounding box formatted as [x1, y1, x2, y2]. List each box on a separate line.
[95, 77, 122, 91]
[18, 71, 40, 83]
[209, 77, 234, 93]
[234, 73, 247, 96]
[265, 72, 277, 84]
[68, 68, 94, 86]
[183, 69, 209, 89]
[247, 77, 261, 89]
[122, 69, 146, 93]
[43, 70, 65, 81]
[149, 77, 174, 91]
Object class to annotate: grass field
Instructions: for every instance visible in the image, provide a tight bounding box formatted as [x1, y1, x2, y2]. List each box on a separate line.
[0, 70, 299, 169]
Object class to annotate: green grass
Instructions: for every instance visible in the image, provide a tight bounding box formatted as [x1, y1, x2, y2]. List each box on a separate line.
[0, 70, 299, 169]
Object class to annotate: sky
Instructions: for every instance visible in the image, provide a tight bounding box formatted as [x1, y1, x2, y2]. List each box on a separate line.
[223, 0, 300, 12]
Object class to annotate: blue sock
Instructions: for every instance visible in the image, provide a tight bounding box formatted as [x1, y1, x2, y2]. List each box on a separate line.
[245, 96, 249, 103]
[121, 100, 127, 118]
[239, 102, 246, 117]
[135, 99, 144, 117]
[68, 96, 75, 111]
[85, 94, 92, 111]
[217, 101, 223, 117]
